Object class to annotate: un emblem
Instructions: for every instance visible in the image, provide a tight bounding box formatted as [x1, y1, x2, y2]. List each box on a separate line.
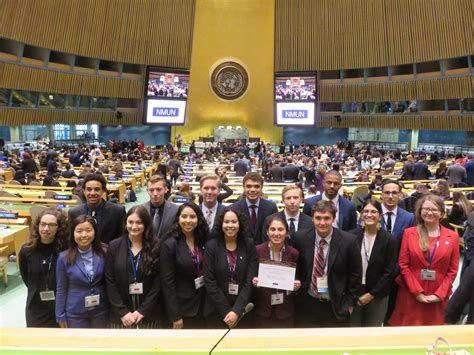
[210, 62, 249, 100]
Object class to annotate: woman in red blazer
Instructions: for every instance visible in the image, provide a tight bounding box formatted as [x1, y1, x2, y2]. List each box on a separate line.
[389, 194, 459, 326]
[252, 215, 301, 328]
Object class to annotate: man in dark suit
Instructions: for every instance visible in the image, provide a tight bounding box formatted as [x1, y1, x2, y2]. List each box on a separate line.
[303, 170, 357, 232]
[268, 160, 284, 182]
[231, 172, 278, 244]
[282, 158, 300, 182]
[199, 174, 225, 231]
[141, 174, 179, 240]
[263, 185, 312, 245]
[60, 163, 77, 178]
[294, 200, 362, 327]
[233, 153, 250, 177]
[412, 157, 431, 180]
[379, 179, 415, 324]
[68, 173, 126, 244]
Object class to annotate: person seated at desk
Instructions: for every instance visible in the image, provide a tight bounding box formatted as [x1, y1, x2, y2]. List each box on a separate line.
[19, 208, 69, 327]
[68, 173, 126, 244]
[61, 164, 77, 179]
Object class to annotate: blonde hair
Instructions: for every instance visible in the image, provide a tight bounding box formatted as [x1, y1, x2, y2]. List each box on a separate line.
[415, 194, 445, 252]
[281, 185, 303, 199]
[452, 190, 472, 216]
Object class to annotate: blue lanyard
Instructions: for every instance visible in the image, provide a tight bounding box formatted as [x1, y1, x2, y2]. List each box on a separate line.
[427, 237, 440, 268]
[128, 241, 142, 283]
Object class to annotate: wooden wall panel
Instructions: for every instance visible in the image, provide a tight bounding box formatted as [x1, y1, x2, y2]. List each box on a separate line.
[276, 0, 472, 71]
[0, 63, 142, 98]
[0, 0, 195, 67]
[0, 108, 141, 125]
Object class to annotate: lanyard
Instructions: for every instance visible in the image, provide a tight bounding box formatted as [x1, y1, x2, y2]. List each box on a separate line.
[427, 237, 440, 268]
[78, 254, 94, 285]
[128, 240, 142, 283]
[362, 236, 374, 263]
[268, 244, 285, 263]
[189, 246, 202, 276]
[226, 250, 237, 281]
[40, 255, 53, 291]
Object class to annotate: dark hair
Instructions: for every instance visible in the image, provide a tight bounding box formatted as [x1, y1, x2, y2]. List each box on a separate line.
[361, 199, 383, 215]
[83, 173, 107, 190]
[27, 208, 68, 251]
[213, 206, 250, 243]
[168, 202, 209, 248]
[66, 215, 105, 265]
[125, 205, 159, 275]
[311, 200, 337, 218]
[265, 214, 289, 237]
[381, 179, 402, 191]
[242, 172, 264, 186]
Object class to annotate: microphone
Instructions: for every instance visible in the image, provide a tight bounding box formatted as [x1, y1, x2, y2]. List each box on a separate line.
[209, 303, 254, 355]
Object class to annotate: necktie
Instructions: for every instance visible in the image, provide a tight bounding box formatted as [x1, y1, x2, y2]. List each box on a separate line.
[250, 205, 257, 227]
[153, 209, 161, 236]
[206, 209, 213, 229]
[310, 239, 327, 294]
[385, 211, 393, 233]
[289, 218, 296, 240]
[90, 210, 97, 224]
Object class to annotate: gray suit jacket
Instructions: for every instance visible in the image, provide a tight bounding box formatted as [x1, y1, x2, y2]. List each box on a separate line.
[141, 200, 179, 240]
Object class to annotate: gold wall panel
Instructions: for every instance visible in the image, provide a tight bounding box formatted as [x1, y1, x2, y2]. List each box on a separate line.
[320, 114, 474, 131]
[0, 63, 142, 98]
[176, 0, 282, 143]
[0, 0, 195, 67]
[0, 108, 141, 126]
[276, 0, 473, 71]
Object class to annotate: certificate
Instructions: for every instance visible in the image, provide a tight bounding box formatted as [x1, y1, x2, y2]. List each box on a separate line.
[257, 261, 296, 291]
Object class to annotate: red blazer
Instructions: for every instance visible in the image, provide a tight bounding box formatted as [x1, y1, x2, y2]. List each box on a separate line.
[254, 243, 299, 320]
[390, 225, 459, 325]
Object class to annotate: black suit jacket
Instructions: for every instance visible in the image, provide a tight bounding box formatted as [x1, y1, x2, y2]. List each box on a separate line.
[262, 211, 313, 246]
[19, 245, 58, 327]
[293, 227, 362, 320]
[160, 235, 205, 322]
[413, 161, 431, 180]
[231, 198, 278, 244]
[349, 227, 398, 298]
[444, 261, 474, 324]
[233, 160, 249, 177]
[269, 165, 283, 182]
[282, 164, 300, 182]
[68, 201, 126, 244]
[105, 236, 161, 323]
[203, 238, 258, 318]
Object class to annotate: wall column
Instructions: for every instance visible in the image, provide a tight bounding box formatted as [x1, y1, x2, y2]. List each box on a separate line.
[9, 126, 20, 141]
[410, 129, 419, 150]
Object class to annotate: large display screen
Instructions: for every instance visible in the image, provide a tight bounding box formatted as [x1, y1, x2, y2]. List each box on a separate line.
[144, 67, 189, 125]
[274, 73, 317, 126]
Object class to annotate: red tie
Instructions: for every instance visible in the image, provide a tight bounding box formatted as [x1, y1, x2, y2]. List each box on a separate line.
[250, 205, 257, 227]
[310, 238, 327, 294]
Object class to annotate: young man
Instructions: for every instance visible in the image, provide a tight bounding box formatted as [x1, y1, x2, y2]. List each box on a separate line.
[199, 174, 226, 231]
[68, 173, 126, 244]
[141, 174, 179, 240]
[294, 200, 362, 327]
[303, 170, 357, 232]
[380, 180, 415, 239]
[262, 185, 312, 245]
[231, 172, 278, 244]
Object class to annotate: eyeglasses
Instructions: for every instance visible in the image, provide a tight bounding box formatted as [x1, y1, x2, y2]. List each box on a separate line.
[382, 191, 399, 196]
[421, 207, 441, 214]
[39, 222, 58, 229]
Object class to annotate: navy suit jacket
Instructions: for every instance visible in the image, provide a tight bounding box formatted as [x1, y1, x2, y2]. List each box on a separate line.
[201, 203, 225, 240]
[55, 250, 108, 323]
[233, 160, 249, 177]
[231, 198, 278, 244]
[381, 207, 415, 240]
[302, 194, 357, 232]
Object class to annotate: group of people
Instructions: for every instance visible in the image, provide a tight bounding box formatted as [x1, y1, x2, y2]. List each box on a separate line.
[18, 166, 472, 329]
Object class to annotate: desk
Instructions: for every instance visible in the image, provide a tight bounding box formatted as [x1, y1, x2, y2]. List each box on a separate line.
[0, 326, 472, 354]
[0, 169, 13, 181]
[0, 225, 29, 268]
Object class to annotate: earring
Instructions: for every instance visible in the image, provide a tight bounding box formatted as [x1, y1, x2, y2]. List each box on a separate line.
[360, 220, 365, 229]
[376, 222, 381, 231]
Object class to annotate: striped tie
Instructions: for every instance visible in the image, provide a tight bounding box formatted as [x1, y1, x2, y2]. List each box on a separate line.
[310, 238, 327, 294]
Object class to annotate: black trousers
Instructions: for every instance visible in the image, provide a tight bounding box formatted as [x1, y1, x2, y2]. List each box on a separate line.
[296, 294, 349, 328]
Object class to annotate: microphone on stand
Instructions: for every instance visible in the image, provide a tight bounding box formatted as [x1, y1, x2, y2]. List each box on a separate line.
[209, 303, 254, 355]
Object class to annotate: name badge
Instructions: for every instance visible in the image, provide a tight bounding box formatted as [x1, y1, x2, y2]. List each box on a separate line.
[271, 293, 284, 305]
[85, 294, 100, 308]
[129, 282, 144, 295]
[421, 269, 436, 281]
[194, 276, 204, 290]
[39, 290, 55, 301]
[317, 276, 329, 294]
[228, 283, 239, 295]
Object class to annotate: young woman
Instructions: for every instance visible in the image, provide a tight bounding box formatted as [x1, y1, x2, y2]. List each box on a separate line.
[19, 208, 68, 327]
[160, 203, 209, 328]
[55, 215, 109, 328]
[105, 205, 161, 328]
[389, 194, 460, 326]
[203, 207, 258, 328]
[252, 215, 300, 328]
[348, 200, 398, 327]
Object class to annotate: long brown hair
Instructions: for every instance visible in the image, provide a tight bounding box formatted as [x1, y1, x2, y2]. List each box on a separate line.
[66, 215, 105, 264]
[27, 208, 68, 251]
[415, 194, 445, 252]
